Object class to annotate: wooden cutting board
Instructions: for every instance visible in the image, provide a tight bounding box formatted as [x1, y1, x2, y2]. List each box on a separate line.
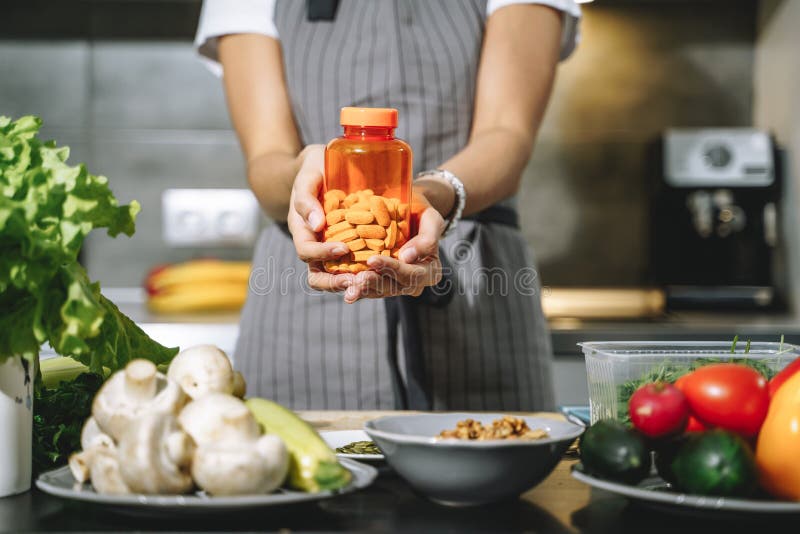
[541, 287, 666, 319]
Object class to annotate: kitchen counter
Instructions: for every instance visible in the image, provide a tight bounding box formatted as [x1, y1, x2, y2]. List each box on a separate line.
[2, 411, 798, 533]
[106, 291, 800, 357]
[104, 289, 800, 351]
[550, 312, 800, 356]
[93, 289, 800, 406]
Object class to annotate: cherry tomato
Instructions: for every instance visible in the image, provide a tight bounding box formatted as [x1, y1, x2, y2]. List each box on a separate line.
[769, 357, 800, 397]
[629, 382, 689, 438]
[675, 364, 769, 438]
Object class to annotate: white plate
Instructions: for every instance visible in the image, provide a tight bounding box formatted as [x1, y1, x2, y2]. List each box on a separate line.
[36, 458, 377, 516]
[321, 430, 385, 461]
[572, 463, 800, 515]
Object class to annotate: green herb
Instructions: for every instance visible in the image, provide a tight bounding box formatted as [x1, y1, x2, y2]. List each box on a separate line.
[0, 115, 178, 370]
[615, 336, 780, 425]
[32, 373, 103, 475]
[335, 441, 381, 455]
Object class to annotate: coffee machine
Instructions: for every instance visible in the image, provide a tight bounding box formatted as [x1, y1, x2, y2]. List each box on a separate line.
[649, 128, 783, 310]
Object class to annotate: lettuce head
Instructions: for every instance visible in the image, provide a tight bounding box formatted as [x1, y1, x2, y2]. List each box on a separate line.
[0, 115, 177, 372]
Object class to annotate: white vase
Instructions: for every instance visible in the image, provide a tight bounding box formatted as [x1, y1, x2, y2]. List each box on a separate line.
[0, 356, 33, 497]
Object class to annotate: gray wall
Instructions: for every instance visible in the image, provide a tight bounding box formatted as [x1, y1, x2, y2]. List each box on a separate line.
[0, 1, 759, 288]
[0, 39, 253, 286]
[522, 1, 757, 286]
[755, 0, 800, 311]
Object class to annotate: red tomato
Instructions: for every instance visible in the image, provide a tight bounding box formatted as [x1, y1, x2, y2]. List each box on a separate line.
[769, 357, 800, 397]
[628, 382, 689, 438]
[675, 374, 688, 390]
[685, 415, 707, 433]
[675, 364, 769, 438]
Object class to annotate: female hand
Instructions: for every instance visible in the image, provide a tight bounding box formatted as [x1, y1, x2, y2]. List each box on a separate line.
[342, 191, 446, 303]
[288, 147, 447, 301]
[286, 145, 354, 292]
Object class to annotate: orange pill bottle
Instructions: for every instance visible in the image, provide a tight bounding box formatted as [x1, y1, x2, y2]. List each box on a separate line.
[321, 107, 412, 274]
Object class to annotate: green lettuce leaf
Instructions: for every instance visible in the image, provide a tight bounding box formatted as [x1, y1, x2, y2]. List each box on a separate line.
[0, 115, 177, 370]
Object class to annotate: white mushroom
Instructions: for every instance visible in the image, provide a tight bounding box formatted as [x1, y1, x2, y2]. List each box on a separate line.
[68, 452, 93, 484]
[117, 413, 194, 494]
[192, 434, 289, 495]
[179, 393, 289, 495]
[232, 371, 246, 399]
[92, 359, 186, 441]
[68, 417, 117, 484]
[88, 449, 130, 495]
[167, 345, 238, 400]
[81, 417, 115, 451]
[178, 393, 260, 446]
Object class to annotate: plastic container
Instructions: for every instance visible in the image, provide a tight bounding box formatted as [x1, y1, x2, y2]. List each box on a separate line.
[321, 107, 412, 274]
[580, 341, 798, 423]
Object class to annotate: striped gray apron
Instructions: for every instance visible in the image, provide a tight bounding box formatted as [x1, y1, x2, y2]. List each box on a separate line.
[235, 0, 554, 411]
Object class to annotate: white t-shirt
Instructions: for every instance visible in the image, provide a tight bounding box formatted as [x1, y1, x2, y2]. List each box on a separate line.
[195, 0, 582, 76]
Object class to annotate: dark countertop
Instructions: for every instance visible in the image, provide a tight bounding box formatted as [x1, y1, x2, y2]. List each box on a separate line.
[6, 410, 800, 533]
[4, 462, 799, 533]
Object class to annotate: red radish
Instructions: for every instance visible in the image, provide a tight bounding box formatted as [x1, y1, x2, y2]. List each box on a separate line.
[629, 382, 690, 438]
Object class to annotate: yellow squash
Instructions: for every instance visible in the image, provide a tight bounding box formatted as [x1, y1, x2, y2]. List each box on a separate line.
[245, 398, 351, 492]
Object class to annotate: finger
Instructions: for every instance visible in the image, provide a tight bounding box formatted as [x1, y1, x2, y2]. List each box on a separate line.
[296, 240, 350, 263]
[308, 264, 354, 292]
[288, 209, 349, 262]
[292, 170, 325, 231]
[399, 207, 444, 263]
[343, 271, 381, 303]
[348, 264, 433, 300]
[365, 255, 433, 287]
[357, 278, 403, 300]
[358, 272, 426, 299]
[345, 271, 405, 301]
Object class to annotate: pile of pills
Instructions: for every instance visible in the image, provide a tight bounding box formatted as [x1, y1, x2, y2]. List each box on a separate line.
[321, 188, 409, 273]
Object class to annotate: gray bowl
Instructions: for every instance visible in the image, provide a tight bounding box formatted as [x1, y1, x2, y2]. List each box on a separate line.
[364, 413, 584, 507]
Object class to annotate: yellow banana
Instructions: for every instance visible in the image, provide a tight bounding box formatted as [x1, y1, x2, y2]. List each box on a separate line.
[148, 282, 248, 313]
[147, 260, 251, 292]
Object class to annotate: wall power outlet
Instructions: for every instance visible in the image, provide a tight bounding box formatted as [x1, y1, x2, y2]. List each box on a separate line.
[162, 188, 261, 247]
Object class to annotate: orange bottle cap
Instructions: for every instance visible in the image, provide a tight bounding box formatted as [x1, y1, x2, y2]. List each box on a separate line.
[340, 107, 398, 128]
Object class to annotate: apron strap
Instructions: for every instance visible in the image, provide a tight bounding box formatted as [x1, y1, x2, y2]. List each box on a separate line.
[306, 0, 340, 21]
[384, 205, 519, 410]
[384, 296, 430, 410]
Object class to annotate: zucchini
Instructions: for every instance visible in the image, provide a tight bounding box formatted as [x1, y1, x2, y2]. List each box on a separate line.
[580, 419, 650, 484]
[670, 430, 758, 497]
[245, 398, 351, 492]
